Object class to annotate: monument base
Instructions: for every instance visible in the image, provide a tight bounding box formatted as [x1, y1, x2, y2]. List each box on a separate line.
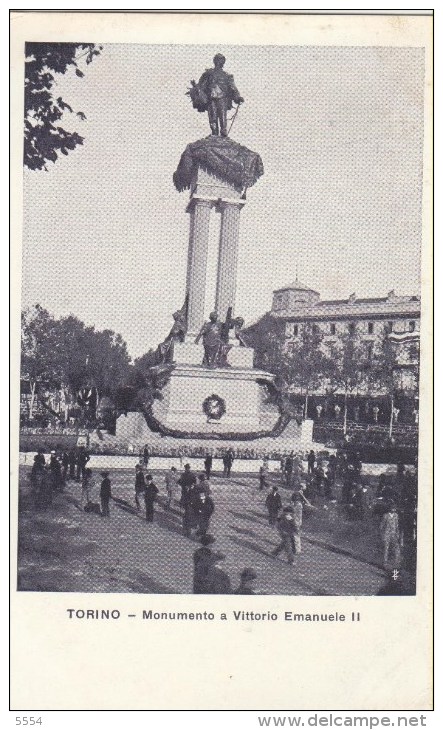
[152, 363, 276, 436]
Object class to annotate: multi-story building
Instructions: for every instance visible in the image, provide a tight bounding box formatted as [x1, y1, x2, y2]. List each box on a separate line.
[246, 280, 420, 425]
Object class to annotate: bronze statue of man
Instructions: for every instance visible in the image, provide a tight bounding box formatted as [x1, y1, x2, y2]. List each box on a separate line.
[195, 312, 223, 368]
[188, 54, 244, 137]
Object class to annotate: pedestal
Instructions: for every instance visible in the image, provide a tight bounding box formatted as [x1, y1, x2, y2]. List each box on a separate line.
[152, 363, 276, 436]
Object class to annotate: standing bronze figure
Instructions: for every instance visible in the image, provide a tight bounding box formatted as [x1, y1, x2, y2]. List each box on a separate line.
[187, 54, 244, 137]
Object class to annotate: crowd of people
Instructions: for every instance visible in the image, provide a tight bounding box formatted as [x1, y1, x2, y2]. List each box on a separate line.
[27, 441, 418, 592]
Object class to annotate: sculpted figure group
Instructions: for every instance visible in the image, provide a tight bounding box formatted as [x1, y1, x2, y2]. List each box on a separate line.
[195, 310, 246, 369]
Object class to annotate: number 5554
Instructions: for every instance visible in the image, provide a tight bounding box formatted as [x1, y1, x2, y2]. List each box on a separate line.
[15, 719, 42, 725]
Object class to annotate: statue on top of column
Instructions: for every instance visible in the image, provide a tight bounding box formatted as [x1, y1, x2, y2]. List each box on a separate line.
[187, 53, 244, 137]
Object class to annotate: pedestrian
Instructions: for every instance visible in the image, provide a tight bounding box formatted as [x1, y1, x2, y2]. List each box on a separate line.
[68, 446, 77, 480]
[193, 534, 228, 594]
[61, 449, 69, 480]
[373, 405, 380, 424]
[291, 492, 306, 554]
[307, 450, 316, 476]
[259, 458, 269, 491]
[272, 506, 298, 565]
[265, 485, 282, 526]
[164, 466, 178, 509]
[204, 452, 213, 479]
[380, 501, 401, 569]
[81, 467, 95, 509]
[134, 463, 146, 511]
[76, 445, 90, 481]
[34, 448, 46, 468]
[222, 448, 234, 477]
[49, 450, 63, 492]
[144, 474, 159, 523]
[284, 455, 293, 486]
[178, 463, 197, 537]
[197, 471, 211, 496]
[192, 489, 215, 537]
[234, 567, 258, 594]
[100, 471, 112, 517]
[143, 444, 150, 467]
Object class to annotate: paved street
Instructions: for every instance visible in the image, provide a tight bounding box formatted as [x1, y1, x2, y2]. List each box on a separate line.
[18, 466, 389, 595]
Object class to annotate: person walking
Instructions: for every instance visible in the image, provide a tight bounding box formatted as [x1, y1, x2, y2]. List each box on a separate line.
[100, 471, 112, 518]
[134, 463, 146, 511]
[259, 458, 269, 491]
[61, 449, 70, 481]
[284, 455, 293, 486]
[380, 501, 401, 569]
[76, 445, 90, 482]
[144, 474, 159, 523]
[307, 450, 316, 476]
[192, 489, 215, 537]
[223, 448, 235, 478]
[68, 446, 77, 480]
[178, 464, 197, 537]
[193, 535, 227, 594]
[272, 506, 298, 565]
[49, 450, 63, 492]
[143, 444, 150, 467]
[291, 492, 306, 555]
[81, 467, 95, 509]
[234, 568, 258, 594]
[197, 472, 211, 496]
[265, 485, 282, 526]
[164, 466, 178, 510]
[204, 453, 213, 479]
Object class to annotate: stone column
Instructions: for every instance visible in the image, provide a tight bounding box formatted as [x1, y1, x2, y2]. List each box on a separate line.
[215, 200, 243, 322]
[186, 197, 213, 338]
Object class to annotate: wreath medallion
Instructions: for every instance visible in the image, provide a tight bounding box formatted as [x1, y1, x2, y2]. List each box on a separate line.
[202, 394, 226, 421]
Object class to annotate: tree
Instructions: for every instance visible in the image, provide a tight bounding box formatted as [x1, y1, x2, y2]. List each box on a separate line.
[368, 332, 420, 437]
[21, 305, 58, 418]
[21, 305, 131, 423]
[285, 327, 333, 418]
[24, 42, 102, 171]
[329, 331, 370, 434]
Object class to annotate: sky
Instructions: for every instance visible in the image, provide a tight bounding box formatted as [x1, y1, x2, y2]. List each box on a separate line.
[22, 43, 425, 360]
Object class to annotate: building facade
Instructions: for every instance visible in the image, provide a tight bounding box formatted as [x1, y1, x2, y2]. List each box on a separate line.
[270, 280, 420, 391]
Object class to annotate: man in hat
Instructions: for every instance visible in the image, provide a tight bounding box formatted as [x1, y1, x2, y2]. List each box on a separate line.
[190, 54, 244, 137]
[178, 463, 198, 537]
[272, 506, 298, 565]
[144, 474, 159, 523]
[265, 485, 282, 526]
[100, 471, 112, 517]
[192, 488, 215, 537]
[193, 535, 230, 594]
[164, 466, 178, 510]
[234, 567, 258, 594]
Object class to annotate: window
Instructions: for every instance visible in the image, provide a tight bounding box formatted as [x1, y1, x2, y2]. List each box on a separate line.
[409, 320, 416, 333]
[293, 324, 299, 336]
[312, 324, 320, 334]
[386, 321, 393, 333]
[366, 342, 374, 361]
[348, 322, 356, 334]
[330, 323, 336, 335]
[368, 322, 374, 334]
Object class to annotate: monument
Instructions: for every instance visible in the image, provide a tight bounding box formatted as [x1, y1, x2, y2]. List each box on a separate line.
[118, 54, 309, 443]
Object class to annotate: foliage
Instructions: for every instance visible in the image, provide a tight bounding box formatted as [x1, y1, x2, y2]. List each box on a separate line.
[21, 305, 131, 407]
[24, 42, 102, 170]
